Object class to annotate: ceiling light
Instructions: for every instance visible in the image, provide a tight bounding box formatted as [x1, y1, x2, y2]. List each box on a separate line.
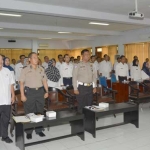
[0, 28, 3, 29]
[89, 22, 109, 26]
[38, 38, 52, 40]
[0, 13, 22, 17]
[58, 32, 71, 34]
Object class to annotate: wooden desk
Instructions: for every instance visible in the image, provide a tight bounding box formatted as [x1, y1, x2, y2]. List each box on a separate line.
[83, 103, 139, 138]
[112, 83, 129, 103]
[15, 110, 84, 150]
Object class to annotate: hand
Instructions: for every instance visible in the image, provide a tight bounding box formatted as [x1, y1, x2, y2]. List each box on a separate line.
[74, 90, 79, 95]
[93, 88, 96, 94]
[11, 96, 15, 104]
[44, 93, 48, 98]
[21, 94, 27, 102]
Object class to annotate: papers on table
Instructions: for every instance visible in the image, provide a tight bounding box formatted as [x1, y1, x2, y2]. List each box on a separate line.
[13, 116, 30, 123]
[27, 113, 44, 123]
[46, 111, 56, 118]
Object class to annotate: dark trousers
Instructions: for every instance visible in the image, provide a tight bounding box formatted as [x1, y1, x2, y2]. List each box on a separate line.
[0, 105, 11, 138]
[76, 85, 93, 113]
[118, 76, 127, 83]
[63, 77, 72, 86]
[24, 87, 45, 134]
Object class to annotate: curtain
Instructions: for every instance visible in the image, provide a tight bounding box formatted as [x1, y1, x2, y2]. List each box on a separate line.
[124, 43, 149, 68]
[108, 46, 117, 65]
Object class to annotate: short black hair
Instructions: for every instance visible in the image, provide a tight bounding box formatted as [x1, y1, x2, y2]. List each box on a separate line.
[51, 58, 56, 63]
[120, 55, 125, 59]
[12, 59, 15, 61]
[133, 56, 138, 59]
[20, 55, 25, 59]
[81, 49, 89, 55]
[117, 57, 120, 60]
[64, 54, 69, 58]
[91, 55, 95, 59]
[28, 52, 37, 58]
[44, 56, 48, 59]
[58, 54, 62, 58]
[77, 56, 81, 58]
[103, 54, 107, 58]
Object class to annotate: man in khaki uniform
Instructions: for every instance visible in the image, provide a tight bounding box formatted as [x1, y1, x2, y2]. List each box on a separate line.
[19, 52, 48, 139]
[73, 49, 97, 113]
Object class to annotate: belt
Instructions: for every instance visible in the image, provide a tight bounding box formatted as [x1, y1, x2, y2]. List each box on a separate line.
[26, 86, 43, 90]
[78, 82, 93, 86]
[118, 76, 127, 78]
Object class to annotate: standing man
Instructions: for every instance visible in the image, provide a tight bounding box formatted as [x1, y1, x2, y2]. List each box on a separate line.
[130, 56, 138, 70]
[73, 49, 97, 113]
[113, 57, 121, 73]
[77, 56, 81, 63]
[116, 55, 129, 82]
[42, 56, 49, 70]
[60, 54, 73, 86]
[10, 59, 16, 70]
[15, 55, 25, 83]
[19, 52, 48, 139]
[56, 54, 64, 71]
[0, 54, 15, 143]
[99, 54, 112, 78]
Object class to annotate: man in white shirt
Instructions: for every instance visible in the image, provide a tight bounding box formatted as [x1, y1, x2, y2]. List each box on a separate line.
[42, 56, 49, 69]
[113, 57, 121, 72]
[56, 54, 64, 71]
[15, 55, 25, 83]
[91, 55, 99, 76]
[99, 54, 112, 78]
[60, 54, 73, 86]
[10, 59, 16, 70]
[0, 55, 15, 143]
[116, 55, 129, 82]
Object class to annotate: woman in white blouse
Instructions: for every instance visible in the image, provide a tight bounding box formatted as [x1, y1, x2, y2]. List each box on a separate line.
[131, 59, 142, 81]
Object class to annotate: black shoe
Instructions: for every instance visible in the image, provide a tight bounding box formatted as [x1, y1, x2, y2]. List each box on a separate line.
[26, 134, 32, 139]
[36, 132, 45, 137]
[2, 137, 13, 143]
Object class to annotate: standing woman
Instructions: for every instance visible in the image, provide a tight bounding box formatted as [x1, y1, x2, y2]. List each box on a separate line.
[131, 59, 142, 81]
[45, 59, 61, 87]
[3, 57, 15, 81]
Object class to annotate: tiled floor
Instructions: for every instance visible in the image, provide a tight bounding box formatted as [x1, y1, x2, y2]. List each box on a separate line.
[2, 104, 150, 150]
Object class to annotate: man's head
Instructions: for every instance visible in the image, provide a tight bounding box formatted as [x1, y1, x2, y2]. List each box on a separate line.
[64, 54, 70, 63]
[81, 49, 90, 62]
[91, 55, 96, 63]
[58, 54, 63, 63]
[104, 54, 109, 61]
[117, 57, 121, 63]
[70, 57, 74, 62]
[12, 59, 16, 65]
[0, 55, 3, 69]
[97, 57, 101, 63]
[120, 55, 126, 64]
[133, 56, 138, 60]
[28, 52, 38, 65]
[20, 55, 25, 64]
[44, 56, 49, 63]
[77, 56, 81, 61]
[146, 58, 149, 62]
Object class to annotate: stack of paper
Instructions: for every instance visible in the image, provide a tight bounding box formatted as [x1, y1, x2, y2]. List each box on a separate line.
[46, 111, 56, 118]
[27, 113, 44, 123]
[13, 116, 30, 123]
[99, 103, 109, 108]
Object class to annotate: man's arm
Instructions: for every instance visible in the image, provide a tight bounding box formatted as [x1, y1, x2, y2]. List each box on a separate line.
[20, 81, 27, 102]
[11, 85, 15, 104]
[43, 79, 48, 98]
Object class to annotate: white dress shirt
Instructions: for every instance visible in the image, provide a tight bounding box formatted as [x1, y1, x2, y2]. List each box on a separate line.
[116, 62, 129, 80]
[131, 66, 142, 81]
[56, 61, 63, 71]
[0, 67, 15, 105]
[15, 62, 24, 81]
[93, 61, 99, 71]
[10, 64, 15, 70]
[113, 62, 119, 72]
[42, 62, 48, 70]
[60, 62, 73, 85]
[99, 60, 112, 78]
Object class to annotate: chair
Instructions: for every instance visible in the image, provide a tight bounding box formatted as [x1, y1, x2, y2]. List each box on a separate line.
[129, 81, 150, 110]
[111, 74, 117, 83]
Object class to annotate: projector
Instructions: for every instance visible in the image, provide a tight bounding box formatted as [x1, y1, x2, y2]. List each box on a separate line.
[129, 11, 144, 19]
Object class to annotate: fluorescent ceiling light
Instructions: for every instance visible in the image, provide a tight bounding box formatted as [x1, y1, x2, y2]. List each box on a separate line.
[58, 32, 71, 33]
[89, 22, 109, 26]
[0, 13, 22, 17]
[0, 28, 3, 29]
[39, 38, 52, 40]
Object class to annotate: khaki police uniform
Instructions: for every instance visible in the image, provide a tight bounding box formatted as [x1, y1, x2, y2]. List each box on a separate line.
[72, 61, 97, 113]
[19, 65, 47, 134]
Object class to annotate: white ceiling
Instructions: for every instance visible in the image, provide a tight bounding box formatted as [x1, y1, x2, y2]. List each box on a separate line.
[0, 0, 150, 40]
[18, 0, 150, 18]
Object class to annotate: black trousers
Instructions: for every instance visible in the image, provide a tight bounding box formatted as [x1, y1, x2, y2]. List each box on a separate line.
[24, 87, 45, 134]
[76, 85, 93, 113]
[63, 77, 72, 86]
[0, 105, 11, 138]
[118, 76, 127, 83]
